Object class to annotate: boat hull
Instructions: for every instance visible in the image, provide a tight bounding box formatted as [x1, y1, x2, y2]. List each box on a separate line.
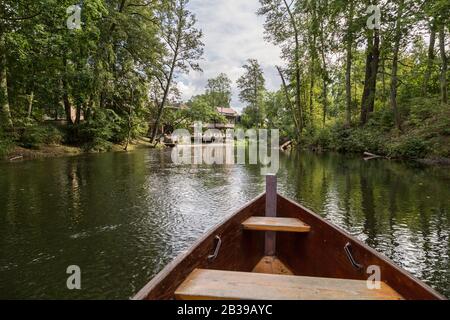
[133, 194, 445, 300]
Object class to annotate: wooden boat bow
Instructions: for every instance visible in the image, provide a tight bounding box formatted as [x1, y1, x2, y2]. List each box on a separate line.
[133, 175, 446, 300]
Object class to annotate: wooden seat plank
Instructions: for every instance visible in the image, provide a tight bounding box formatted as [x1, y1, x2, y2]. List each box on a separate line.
[242, 217, 311, 233]
[175, 269, 403, 300]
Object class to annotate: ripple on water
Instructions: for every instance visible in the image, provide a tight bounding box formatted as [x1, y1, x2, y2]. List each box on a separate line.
[0, 149, 448, 299]
[70, 225, 121, 239]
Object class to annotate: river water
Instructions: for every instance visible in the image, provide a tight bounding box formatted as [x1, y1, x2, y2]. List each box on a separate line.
[0, 148, 448, 299]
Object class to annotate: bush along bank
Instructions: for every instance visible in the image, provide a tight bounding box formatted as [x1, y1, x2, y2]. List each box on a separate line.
[300, 98, 450, 163]
[0, 110, 151, 161]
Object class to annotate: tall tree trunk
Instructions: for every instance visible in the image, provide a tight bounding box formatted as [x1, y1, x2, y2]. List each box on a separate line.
[150, 40, 180, 144]
[62, 79, 73, 125]
[149, 0, 190, 144]
[423, 20, 436, 95]
[295, 42, 303, 134]
[0, 35, 13, 128]
[322, 79, 328, 126]
[308, 29, 317, 130]
[124, 88, 133, 151]
[381, 52, 387, 108]
[360, 31, 373, 125]
[62, 57, 74, 125]
[361, 29, 380, 125]
[390, 1, 403, 131]
[345, 1, 354, 127]
[27, 66, 35, 120]
[283, 0, 303, 138]
[27, 91, 34, 119]
[368, 29, 380, 114]
[75, 46, 84, 125]
[345, 39, 352, 126]
[308, 42, 315, 130]
[277, 66, 300, 138]
[439, 26, 448, 104]
[319, 27, 328, 127]
[309, 69, 314, 128]
[75, 101, 82, 124]
[149, 60, 177, 144]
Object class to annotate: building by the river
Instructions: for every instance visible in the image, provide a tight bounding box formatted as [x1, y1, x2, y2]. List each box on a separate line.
[205, 107, 239, 130]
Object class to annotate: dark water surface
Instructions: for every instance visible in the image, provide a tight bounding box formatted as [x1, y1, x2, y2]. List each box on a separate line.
[0, 149, 449, 299]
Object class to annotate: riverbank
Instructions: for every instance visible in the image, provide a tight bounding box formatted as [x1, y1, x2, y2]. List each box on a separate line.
[3, 135, 450, 166]
[300, 99, 450, 165]
[2, 138, 154, 162]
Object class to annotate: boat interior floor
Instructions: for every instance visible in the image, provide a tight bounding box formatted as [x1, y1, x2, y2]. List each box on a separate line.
[252, 256, 294, 275]
[174, 216, 404, 300]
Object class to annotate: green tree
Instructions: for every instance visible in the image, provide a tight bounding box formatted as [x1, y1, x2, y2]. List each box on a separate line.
[237, 59, 266, 128]
[205, 73, 232, 108]
[258, 0, 304, 135]
[149, 0, 204, 143]
[187, 95, 226, 124]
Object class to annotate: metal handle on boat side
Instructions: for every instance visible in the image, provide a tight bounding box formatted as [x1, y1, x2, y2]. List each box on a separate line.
[208, 235, 222, 261]
[344, 242, 363, 270]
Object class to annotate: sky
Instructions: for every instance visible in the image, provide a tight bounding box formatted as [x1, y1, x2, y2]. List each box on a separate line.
[177, 0, 284, 112]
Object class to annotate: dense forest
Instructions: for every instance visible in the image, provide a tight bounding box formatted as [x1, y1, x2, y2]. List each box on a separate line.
[0, 0, 449, 161]
[247, 0, 449, 160]
[0, 0, 205, 155]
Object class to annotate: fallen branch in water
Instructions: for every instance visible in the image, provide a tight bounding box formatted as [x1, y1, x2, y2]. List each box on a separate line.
[280, 140, 292, 151]
[9, 155, 24, 161]
[363, 152, 388, 161]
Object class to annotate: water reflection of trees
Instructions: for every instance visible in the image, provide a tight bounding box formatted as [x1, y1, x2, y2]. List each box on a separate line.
[278, 150, 449, 296]
[1, 149, 448, 297]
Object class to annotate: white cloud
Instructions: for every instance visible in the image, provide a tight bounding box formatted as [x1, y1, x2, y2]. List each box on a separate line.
[176, 0, 284, 111]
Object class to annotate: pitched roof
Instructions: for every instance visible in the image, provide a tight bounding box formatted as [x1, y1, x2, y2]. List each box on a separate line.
[217, 107, 238, 116]
[169, 103, 188, 110]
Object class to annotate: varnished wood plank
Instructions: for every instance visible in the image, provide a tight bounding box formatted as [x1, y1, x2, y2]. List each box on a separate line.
[243, 216, 311, 233]
[252, 256, 293, 275]
[265, 175, 277, 255]
[175, 269, 403, 300]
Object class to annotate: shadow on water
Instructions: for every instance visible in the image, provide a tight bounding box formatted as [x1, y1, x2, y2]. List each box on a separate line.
[0, 148, 448, 298]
